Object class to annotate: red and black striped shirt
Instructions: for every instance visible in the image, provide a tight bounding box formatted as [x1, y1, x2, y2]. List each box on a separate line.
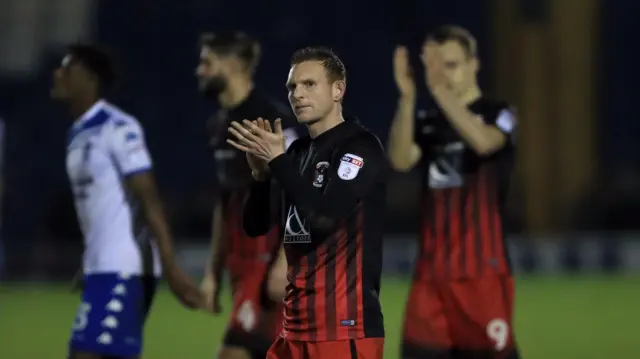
[219, 190, 281, 285]
[244, 120, 387, 341]
[414, 98, 517, 281]
[209, 89, 300, 283]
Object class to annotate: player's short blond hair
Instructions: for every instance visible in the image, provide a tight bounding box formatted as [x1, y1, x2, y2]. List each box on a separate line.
[290, 47, 346, 83]
[427, 25, 477, 58]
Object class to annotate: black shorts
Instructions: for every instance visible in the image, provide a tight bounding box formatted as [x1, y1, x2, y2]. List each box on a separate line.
[223, 328, 275, 359]
[222, 269, 281, 359]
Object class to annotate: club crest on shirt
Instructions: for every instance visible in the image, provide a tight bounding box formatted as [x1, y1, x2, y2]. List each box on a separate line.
[313, 161, 330, 188]
[337, 153, 363, 181]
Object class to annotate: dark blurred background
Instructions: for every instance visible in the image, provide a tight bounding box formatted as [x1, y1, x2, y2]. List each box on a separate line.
[1, 1, 640, 357]
[1, 0, 639, 279]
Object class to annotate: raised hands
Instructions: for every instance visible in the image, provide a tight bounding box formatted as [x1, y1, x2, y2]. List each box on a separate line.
[421, 41, 448, 94]
[393, 46, 416, 99]
[227, 118, 286, 168]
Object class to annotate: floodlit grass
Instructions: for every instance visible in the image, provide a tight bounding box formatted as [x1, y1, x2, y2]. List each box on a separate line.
[1, 276, 637, 358]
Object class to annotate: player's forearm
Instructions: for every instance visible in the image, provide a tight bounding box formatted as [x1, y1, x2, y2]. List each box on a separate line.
[141, 195, 177, 268]
[206, 203, 225, 280]
[268, 154, 361, 226]
[388, 97, 418, 171]
[205, 241, 225, 283]
[126, 173, 178, 270]
[267, 246, 288, 301]
[432, 88, 503, 155]
[243, 180, 274, 237]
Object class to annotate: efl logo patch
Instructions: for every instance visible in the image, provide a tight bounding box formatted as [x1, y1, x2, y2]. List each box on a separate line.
[495, 109, 517, 134]
[337, 153, 363, 180]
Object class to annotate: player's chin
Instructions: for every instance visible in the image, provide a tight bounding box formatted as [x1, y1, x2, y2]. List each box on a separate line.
[295, 112, 319, 125]
[198, 83, 215, 96]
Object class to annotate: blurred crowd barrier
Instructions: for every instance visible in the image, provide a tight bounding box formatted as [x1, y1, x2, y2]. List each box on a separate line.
[1, 0, 640, 279]
[4, 234, 640, 282]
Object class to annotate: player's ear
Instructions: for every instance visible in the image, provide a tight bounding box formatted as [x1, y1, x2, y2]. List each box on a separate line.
[226, 58, 241, 74]
[333, 80, 346, 103]
[85, 70, 100, 90]
[471, 56, 480, 72]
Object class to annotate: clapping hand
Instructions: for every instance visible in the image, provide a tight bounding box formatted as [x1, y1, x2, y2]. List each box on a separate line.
[421, 41, 448, 94]
[200, 274, 223, 314]
[393, 46, 416, 99]
[227, 118, 286, 164]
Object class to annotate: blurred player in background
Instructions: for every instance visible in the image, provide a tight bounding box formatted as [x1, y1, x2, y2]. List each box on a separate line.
[195, 32, 299, 359]
[388, 26, 520, 358]
[51, 44, 203, 359]
[229, 47, 386, 359]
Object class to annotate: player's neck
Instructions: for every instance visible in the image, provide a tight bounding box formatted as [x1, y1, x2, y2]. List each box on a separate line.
[307, 112, 344, 139]
[459, 86, 482, 105]
[217, 76, 253, 109]
[69, 97, 100, 119]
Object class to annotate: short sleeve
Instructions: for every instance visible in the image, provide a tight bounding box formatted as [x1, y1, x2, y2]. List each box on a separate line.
[109, 120, 153, 176]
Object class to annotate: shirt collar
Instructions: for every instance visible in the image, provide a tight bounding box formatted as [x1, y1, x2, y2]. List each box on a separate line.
[73, 99, 107, 128]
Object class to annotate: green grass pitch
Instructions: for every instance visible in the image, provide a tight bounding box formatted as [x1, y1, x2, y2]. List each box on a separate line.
[1, 276, 637, 358]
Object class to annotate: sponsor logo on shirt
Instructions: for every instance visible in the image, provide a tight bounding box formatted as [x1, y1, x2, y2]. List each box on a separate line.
[284, 206, 311, 243]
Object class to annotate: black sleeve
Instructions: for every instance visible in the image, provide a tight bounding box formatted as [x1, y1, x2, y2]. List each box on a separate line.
[268, 135, 385, 227]
[242, 179, 274, 237]
[414, 109, 438, 151]
[488, 106, 518, 146]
